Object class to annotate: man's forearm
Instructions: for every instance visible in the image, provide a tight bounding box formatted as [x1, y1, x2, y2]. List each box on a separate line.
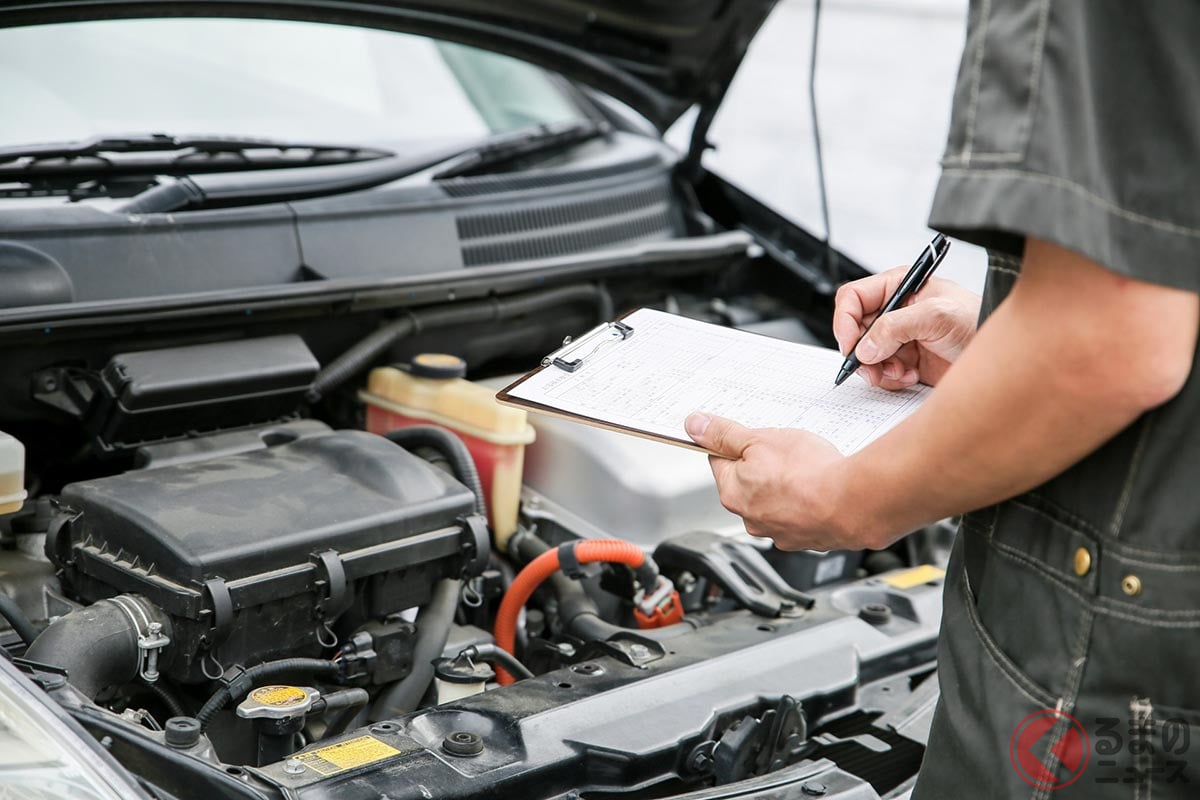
[829, 241, 1199, 547]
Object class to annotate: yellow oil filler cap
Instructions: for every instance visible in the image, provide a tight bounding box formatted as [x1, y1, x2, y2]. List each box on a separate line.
[0, 431, 26, 516]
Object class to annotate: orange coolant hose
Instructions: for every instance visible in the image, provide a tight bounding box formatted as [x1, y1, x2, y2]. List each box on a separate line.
[494, 539, 649, 685]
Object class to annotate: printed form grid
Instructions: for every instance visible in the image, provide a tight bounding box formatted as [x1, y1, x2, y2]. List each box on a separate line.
[511, 308, 929, 454]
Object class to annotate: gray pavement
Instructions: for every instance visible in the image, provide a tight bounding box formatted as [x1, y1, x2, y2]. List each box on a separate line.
[673, 0, 987, 293]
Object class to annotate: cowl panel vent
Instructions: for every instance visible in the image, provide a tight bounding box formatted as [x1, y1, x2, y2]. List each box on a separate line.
[456, 180, 676, 267]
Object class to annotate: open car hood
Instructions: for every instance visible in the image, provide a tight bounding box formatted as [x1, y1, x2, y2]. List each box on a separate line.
[0, 0, 779, 130]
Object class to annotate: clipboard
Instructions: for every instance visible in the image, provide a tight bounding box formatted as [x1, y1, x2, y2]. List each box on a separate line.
[496, 308, 929, 456]
[496, 310, 710, 453]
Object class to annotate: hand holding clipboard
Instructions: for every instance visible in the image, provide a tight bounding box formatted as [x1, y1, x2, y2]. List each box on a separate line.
[497, 308, 929, 456]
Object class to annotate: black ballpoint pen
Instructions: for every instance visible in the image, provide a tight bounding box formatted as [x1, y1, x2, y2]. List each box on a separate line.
[834, 233, 952, 386]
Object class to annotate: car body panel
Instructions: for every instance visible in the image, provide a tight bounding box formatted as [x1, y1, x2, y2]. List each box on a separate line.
[0, 0, 779, 130]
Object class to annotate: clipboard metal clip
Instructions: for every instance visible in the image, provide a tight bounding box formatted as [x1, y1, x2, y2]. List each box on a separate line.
[542, 321, 634, 372]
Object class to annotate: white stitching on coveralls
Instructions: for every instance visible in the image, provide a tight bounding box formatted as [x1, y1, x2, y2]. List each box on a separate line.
[941, 167, 1200, 237]
[1011, 495, 1103, 539]
[961, 0, 992, 165]
[1111, 554, 1200, 573]
[1017, 0, 1053, 160]
[1108, 417, 1155, 539]
[989, 543, 1200, 626]
[960, 567, 1056, 707]
[1131, 697, 1154, 800]
[1107, 539, 1200, 560]
[991, 538, 1077, 584]
[943, 152, 1024, 165]
[1031, 603, 1093, 800]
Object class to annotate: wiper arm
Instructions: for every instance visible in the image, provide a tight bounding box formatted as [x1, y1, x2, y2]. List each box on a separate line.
[116, 121, 612, 213]
[430, 119, 609, 180]
[0, 133, 391, 175]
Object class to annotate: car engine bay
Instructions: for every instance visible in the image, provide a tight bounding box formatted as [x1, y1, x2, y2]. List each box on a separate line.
[0, 1, 961, 796]
[0, 115, 948, 800]
[0, 274, 948, 800]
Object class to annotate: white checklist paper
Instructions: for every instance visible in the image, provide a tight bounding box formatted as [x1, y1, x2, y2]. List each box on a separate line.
[502, 308, 929, 455]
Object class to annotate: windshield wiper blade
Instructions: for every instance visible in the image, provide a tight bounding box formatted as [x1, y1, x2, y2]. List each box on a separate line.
[0, 133, 391, 173]
[113, 121, 613, 213]
[431, 119, 609, 180]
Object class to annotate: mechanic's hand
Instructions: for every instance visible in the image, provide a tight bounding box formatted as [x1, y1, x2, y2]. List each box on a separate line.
[685, 413, 868, 551]
[833, 267, 981, 389]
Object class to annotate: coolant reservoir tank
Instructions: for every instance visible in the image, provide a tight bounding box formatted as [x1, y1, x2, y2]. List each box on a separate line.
[0, 430, 26, 515]
[361, 357, 535, 546]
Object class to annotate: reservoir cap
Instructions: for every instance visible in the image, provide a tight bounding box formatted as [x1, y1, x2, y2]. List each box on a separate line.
[236, 685, 319, 720]
[410, 353, 467, 380]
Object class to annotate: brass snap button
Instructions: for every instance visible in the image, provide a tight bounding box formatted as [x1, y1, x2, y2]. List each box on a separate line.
[1073, 547, 1091, 577]
[1121, 575, 1142, 597]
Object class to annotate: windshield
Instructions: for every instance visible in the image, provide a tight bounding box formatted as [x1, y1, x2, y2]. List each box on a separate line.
[0, 18, 585, 150]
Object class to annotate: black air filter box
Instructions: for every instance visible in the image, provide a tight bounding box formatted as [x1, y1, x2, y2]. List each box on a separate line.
[52, 430, 486, 681]
[89, 335, 317, 452]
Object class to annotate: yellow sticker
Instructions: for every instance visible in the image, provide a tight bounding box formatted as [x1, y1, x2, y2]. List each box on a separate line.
[294, 736, 402, 776]
[882, 564, 945, 590]
[249, 685, 308, 707]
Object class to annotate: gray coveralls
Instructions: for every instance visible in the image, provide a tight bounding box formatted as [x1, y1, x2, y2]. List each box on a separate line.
[912, 1, 1200, 797]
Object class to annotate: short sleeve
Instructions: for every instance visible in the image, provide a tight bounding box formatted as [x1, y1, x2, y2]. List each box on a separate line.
[928, 0, 1200, 292]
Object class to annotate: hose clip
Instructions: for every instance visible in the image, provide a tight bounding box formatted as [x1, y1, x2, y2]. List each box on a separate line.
[137, 621, 171, 684]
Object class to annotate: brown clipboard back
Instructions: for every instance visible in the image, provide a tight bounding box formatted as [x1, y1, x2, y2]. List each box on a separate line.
[495, 310, 718, 456]
[495, 385, 713, 455]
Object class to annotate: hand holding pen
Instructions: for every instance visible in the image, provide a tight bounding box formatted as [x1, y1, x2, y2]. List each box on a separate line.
[834, 234, 954, 387]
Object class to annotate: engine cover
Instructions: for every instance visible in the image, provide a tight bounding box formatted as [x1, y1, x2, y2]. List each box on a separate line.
[50, 429, 484, 681]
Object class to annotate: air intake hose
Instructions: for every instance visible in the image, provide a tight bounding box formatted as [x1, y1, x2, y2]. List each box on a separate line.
[384, 427, 486, 518]
[26, 595, 170, 700]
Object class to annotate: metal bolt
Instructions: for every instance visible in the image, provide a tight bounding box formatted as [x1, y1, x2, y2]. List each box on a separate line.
[859, 602, 892, 626]
[628, 644, 650, 659]
[144, 622, 165, 683]
[800, 782, 827, 796]
[571, 662, 603, 676]
[442, 730, 484, 757]
[686, 746, 713, 774]
[283, 758, 306, 776]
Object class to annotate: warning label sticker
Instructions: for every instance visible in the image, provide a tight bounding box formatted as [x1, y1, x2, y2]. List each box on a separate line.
[882, 564, 945, 590]
[293, 736, 403, 776]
